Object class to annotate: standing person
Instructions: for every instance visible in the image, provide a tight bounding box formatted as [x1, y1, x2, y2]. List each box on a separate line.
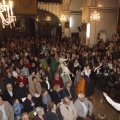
[60, 97, 77, 120]
[46, 102, 59, 120]
[0, 95, 14, 120]
[62, 81, 75, 100]
[74, 94, 95, 120]
[75, 65, 94, 98]
[60, 63, 74, 85]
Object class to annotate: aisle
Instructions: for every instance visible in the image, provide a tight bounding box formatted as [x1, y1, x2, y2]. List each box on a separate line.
[93, 89, 120, 120]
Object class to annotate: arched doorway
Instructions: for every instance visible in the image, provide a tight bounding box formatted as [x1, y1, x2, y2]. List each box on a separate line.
[15, 17, 39, 38]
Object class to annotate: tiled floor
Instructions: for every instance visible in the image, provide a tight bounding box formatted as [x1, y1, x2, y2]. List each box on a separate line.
[93, 89, 120, 120]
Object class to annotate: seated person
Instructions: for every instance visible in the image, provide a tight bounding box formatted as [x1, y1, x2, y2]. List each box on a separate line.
[29, 77, 42, 98]
[74, 94, 95, 120]
[24, 93, 38, 113]
[51, 84, 62, 105]
[16, 71, 28, 87]
[12, 98, 23, 119]
[41, 76, 52, 93]
[40, 88, 51, 112]
[0, 95, 14, 120]
[60, 97, 77, 120]
[15, 82, 29, 101]
[34, 107, 46, 120]
[52, 72, 64, 89]
[3, 83, 16, 105]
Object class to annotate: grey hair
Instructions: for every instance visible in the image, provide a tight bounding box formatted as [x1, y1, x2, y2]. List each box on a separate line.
[36, 107, 44, 114]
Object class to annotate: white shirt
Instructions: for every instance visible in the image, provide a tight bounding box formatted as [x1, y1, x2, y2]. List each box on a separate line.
[46, 81, 50, 89]
[106, 96, 120, 111]
[79, 101, 88, 116]
[8, 90, 13, 97]
[0, 104, 8, 120]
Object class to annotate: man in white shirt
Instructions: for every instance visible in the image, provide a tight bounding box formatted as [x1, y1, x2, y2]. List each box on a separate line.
[103, 92, 120, 111]
[74, 94, 95, 120]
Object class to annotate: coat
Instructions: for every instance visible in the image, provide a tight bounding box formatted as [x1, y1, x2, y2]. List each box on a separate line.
[51, 90, 62, 105]
[3, 89, 16, 105]
[46, 111, 59, 120]
[24, 97, 38, 113]
[60, 101, 77, 120]
[74, 98, 93, 118]
[0, 101, 14, 120]
[62, 87, 75, 100]
[29, 82, 42, 97]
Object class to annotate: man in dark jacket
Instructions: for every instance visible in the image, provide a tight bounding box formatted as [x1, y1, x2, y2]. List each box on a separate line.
[62, 81, 75, 100]
[4, 71, 16, 88]
[15, 81, 29, 101]
[3, 83, 16, 105]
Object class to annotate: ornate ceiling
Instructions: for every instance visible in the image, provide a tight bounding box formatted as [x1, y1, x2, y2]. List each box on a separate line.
[38, 0, 62, 3]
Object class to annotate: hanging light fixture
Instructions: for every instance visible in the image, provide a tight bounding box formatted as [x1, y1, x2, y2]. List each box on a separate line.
[45, 16, 51, 21]
[60, 14, 66, 22]
[0, 0, 16, 28]
[90, 11, 100, 21]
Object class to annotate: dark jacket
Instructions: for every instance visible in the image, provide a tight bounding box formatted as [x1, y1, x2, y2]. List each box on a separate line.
[62, 87, 75, 100]
[24, 97, 38, 113]
[46, 111, 59, 120]
[3, 90, 16, 105]
[15, 86, 29, 100]
[34, 115, 46, 120]
[4, 76, 16, 88]
[51, 90, 62, 105]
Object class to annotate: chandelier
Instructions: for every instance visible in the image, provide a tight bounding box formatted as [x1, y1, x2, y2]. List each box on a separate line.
[60, 14, 66, 22]
[90, 11, 100, 21]
[0, 0, 16, 28]
[45, 16, 51, 21]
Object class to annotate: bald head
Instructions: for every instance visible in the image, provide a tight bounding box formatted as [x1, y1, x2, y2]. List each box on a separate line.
[21, 113, 29, 120]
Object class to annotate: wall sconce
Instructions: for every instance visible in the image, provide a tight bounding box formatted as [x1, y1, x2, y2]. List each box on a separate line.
[60, 14, 67, 22]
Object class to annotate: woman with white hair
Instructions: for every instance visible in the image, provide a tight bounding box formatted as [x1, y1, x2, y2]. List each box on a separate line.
[34, 107, 46, 120]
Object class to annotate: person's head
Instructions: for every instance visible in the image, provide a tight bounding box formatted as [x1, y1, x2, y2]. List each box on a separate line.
[31, 62, 35, 67]
[26, 93, 32, 100]
[7, 71, 12, 78]
[53, 84, 60, 92]
[30, 70, 35, 76]
[48, 102, 57, 111]
[63, 97, 71, 106]
[42, 88, 48, 96]
[0, 96, 4, 106]
[6, 83, 13, 91]
[117, 67, 120, 73]
[78, 94, 85, 102]
[21, 112, 29, 120]
[13, 98, 19, 105]
[19, 82, 24, 88]
[110, 69, 114, 75]
[65, 81, 72, 88]
[46, 66, 50, 71]
[36, 107, 44, 116]
[54, 72, 59, 79]
[19, 71, 24, 77]
[32, 76, 37, 83]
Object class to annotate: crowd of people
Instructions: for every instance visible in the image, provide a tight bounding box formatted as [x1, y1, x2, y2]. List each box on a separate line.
[0, 36, 120, 120]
